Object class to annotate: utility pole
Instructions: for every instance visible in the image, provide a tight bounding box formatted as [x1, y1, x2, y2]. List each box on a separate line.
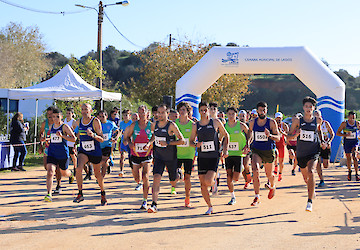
[169, 34, 172, 47]
[97, 1, 104, 90]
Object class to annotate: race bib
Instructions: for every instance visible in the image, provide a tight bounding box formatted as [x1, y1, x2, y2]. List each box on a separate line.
[103, 134, 109, 141]
[155, 136, 167, 148]
[347, 132, 356, 139]
[135, 143, 147, 153]
[201, 141, 215, 152]
[82, 141, 95, 151]
[50, 133, 62, 143]
[300, 130, 314, 142]
[178, 138, 190, 148]
[255, 131, 268, 142]
[228, 142, 239, 151]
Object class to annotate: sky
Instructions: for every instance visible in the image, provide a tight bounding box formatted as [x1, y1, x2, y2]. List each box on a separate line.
[1, 0, 360, 76]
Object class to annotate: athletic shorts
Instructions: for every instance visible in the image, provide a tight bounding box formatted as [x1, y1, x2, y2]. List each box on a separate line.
[153, 157, 179, 181]
[69, 147, 76, 155]
[287, 145, 297, 151]
[320, 148, 331, 160]
[344, 140, 358, 154]
[120, 142, 130, 152]
[225, 156, 243, 173]
[47, 156, 69, 170]
[297, 153, 320, 169]
[78, 152, 102, 164]
[198, 157, 219, 175]
[132, 155, 153, 165]
[102, 147, 112, 157]
[251, 148, 275, 163]
[177, 159, 194, 175]
[276, 145, 285, 158]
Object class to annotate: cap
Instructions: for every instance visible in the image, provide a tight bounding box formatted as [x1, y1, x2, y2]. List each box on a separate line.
[275, 112, 283, 119]
[239, 110, 247, 115]
[251, 109, 258, 115]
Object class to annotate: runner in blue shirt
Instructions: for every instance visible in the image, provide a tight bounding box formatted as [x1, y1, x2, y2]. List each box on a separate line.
[119, 109, 132, 177]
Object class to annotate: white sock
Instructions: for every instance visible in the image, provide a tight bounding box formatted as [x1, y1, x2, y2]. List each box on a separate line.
[231, 192, 235, 199]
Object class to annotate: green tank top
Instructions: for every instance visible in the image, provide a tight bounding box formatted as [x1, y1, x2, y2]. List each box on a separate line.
[44, 119, 50, 136]
[175, 119, 195, 159]
[132, 121, 152, 141]
[225, 121, 247, 157]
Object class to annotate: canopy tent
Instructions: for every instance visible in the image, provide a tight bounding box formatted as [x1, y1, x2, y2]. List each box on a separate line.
[6, 64, 122, 155]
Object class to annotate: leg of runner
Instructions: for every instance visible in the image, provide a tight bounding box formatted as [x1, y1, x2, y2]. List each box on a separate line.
[93, 163, 107, 206]
[45, 163, 56, 202]
[100, 156, 109, 178]
[53, 167, 62, 195]
[74, 153, 87, 203]
[119, 151, 125, 177]
[242, 155, 252, 189]
[226, 169, 235, 205]
[274, 148, 278, 175]
[278, 157, 284, 181]
[352, 151, 359, 180]
[148, 174, 162, 213]
[345, 153, 352, 181]
[289, 149, 297, 176]
[251, 153, 262, 206]
[305, 159, 317, 212]
[132, 164, 143, 191]
[184, 173, 191, 207]
[264, 162, 276, 199]
[140, 163, 151, 209]
[316, 159, 325, 187]
[199, 170, 216, 215]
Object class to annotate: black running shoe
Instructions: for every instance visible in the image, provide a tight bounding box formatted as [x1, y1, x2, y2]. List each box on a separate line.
[101, 195, 107, 206]
[107, 166, 111, 174]
[53, 186, 61, 195]
[73, 194, 84, 203]
[348, 171, 352, 181]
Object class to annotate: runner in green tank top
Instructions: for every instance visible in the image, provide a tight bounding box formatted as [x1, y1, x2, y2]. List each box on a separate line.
[175, 102, 195, 207]
[224, 107, 250, 205]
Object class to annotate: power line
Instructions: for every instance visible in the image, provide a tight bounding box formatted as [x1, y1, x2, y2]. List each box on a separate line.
[0, 0, 90, 15]
[103, 11, 144, 49]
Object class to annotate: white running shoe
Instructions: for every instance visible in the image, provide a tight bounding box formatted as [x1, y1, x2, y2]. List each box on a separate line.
[306, 202, 312, 212]
[135, 183, 143, 191]
[147, 205, 157, 213]
[205, 207, 213, 215]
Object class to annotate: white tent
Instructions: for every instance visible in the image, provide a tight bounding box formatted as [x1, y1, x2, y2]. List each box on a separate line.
[5, 64, 122, 155]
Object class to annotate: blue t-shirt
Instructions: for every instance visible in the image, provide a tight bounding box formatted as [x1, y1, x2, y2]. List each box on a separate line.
[119, 120, 132, 140]
[100, 120, 118, 148]
[109, 117, 120, 127]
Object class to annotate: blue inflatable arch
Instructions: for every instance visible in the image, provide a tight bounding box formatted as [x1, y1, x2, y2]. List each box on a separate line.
[175, 47, 345, 162]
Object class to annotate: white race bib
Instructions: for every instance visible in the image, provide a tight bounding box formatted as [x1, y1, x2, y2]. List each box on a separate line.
[155, 136, 167, 148]
[201, 141, 215, 152]
[82, 141, 95, 151]
[50, 133, 62, 143]
[255, 131, 268, 142]
[178, 138, 189, 148]
[347, 132, 356, 139]
[135, 143, 147, 153]
[300, 130, 314, 142]
[103, 134, 109, 141]
[228, 142, 239, 151]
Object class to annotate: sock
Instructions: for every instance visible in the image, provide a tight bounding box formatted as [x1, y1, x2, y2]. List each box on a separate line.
[143, 198, 147, 202]
[152, 201, 157, 207]
[307, 199, 312, 203]
[255, 194, 260, 199]
[79, 190, 83, 196]
[230, 192, 235, 199]
[101, 191, 106, 196]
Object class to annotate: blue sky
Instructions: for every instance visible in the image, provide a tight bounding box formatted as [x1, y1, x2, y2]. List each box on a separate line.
[1, 0, 360, 76]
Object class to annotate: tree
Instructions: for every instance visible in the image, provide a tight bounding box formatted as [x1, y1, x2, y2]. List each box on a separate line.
[0, 22, 50, 88]
[128, 41, 250, 107]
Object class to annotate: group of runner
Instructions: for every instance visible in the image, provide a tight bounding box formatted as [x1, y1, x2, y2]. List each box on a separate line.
[39, 96, 359, 214]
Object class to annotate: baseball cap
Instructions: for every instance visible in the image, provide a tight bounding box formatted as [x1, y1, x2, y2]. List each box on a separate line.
[251, 109, 257, 115]
[239, 110, 247, 115]
[275, 112, 283, 119]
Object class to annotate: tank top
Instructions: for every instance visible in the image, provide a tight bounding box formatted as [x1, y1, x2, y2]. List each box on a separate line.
[44, 119, 51, 149]
[225, 121, 247, 157]
[296, 117, 320, 157]
[196, 119, 220, 158]
[252, 118, 275, 151]
[154, 121, 176, 161]
[344, 120, 358, 143]
[48, 124, 69, 159]
[320, 121, 330, 142]
[175, 119, 196, 159]
[276, 122, 286, 147]
[131, 121, 153, 157]
[64, 118, 76, 147]
[78, 117, 102, 156]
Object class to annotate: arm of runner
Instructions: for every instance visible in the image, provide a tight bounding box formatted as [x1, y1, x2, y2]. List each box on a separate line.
[39, 121, 46, 142]
[267, 119, 280, 142]
[215, 119, 230, 158]
[123, 123, 135, 148]
[164, 122, 185, 146]
[240, 121, 251, 154]
[89, 118, 104, 143]
[247, 119, 254, 144]
[143, 122, 155, 150]
[189, 123, 199, 148]
[60, 124, 76, 142]
[287, 117, 300, 140]
[336, 121, 349, 137]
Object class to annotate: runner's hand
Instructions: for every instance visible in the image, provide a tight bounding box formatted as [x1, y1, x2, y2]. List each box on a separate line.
[159, 141, 167, 147]
[56, 131, 63, 138]
[242, 145, 250, 155]
[264, 128, 270, 137]
[223, 149, 229, 158]
[196, 141, 203, 148]
[143, 142, 150, 150]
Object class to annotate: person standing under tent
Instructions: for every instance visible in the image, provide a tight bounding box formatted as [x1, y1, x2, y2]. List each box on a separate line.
[190, 102, 229, 215]
[224, 107, 249, 205]
[124, 105, 154, 210]
[64, 108, 77, 181]
[119, 109, 132, 177]
[43, 108, 75, 202]
[175, 102, 196, 207]
[97, 110, 120, 178]
[314, 110, 335, 187]
[73, 103, 107, 206]
[144, 104, 185, 213]
[287, 97, 322, 212]
[10, 112, 28, 171]
[336, 111, 360, 181]
[274, 112, 289, 182]
[248, 101, 280, 207]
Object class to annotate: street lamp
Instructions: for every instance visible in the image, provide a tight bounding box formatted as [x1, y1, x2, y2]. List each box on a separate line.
[75, 1, 130, 91]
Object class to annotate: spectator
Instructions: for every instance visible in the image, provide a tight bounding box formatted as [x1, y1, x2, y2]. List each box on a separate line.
[10, 112, 28, 171]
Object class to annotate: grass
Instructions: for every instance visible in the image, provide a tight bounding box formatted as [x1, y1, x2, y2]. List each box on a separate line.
[0, 154, 43, 174]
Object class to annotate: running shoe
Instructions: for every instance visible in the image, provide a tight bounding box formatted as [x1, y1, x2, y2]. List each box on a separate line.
[73, 194, 84, 203]
[204, 207, 213, 215]
[11, 166, 20, 171]
[118, 171, 124, 177]
[278, 174, 282, 182]
[356, 174, 360, 181]
[107, 166, 111, 174]
[274, 166, 278, 175]
[84, 172, 91, 181]
[109, 157, 114, 167]
[251, 197, 260, 206]
[135, 183, 143, 191]
[348, 171, 352, 181]
[246, 173, 252, 183]
[140, 201, 147, 210]
[264, 182, 270, 190]
[227, 197, 236, 205]
[244, 182, 250, 189]
[18, 166, 26, 171]
[69, 173, 75, 184]
[53, 186, 61, 195]
[185, 198, 192, 208]
[268, 186, 276, 199]
[147, 205, 157, 213]
[305, 202, 312, 212]
[44, 194, 52, 202]
[171, 187, 177, 195]
[318, 180, 325, 188]
[260, 165, 264, 169]
[101, 195, 107, 206]
[292, 169, 296, 176]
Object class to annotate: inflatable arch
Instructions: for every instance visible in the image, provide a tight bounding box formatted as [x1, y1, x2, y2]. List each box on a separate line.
[175, 46, 345, 162]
